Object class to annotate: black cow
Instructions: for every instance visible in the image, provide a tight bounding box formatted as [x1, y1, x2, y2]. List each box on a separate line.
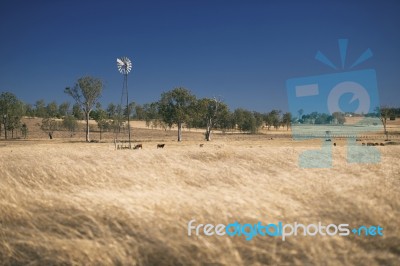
[134, 144, 143, 149]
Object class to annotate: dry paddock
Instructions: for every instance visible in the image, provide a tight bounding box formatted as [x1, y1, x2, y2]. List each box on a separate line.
[0, 137, 399, 265]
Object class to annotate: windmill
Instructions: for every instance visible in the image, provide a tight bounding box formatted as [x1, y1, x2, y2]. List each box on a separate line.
[117, 57, 133, 148]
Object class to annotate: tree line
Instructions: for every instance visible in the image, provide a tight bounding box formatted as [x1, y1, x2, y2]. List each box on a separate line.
[1, 76, 399, 141]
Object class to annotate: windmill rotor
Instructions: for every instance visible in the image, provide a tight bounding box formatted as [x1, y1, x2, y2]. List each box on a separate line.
[117, 57, 132, 74]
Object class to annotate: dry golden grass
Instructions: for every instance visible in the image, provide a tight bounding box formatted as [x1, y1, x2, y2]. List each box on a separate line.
[1, 130, 399, 266]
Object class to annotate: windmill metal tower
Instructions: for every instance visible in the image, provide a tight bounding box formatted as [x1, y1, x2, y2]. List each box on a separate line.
[116, 57, 133, 148]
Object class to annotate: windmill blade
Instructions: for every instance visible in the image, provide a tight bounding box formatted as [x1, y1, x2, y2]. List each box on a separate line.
[117, 56, 132, 74]
[117, 58, 124, 66]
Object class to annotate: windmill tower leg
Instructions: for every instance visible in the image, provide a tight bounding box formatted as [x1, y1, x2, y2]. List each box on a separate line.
[125, 74, 132, 149]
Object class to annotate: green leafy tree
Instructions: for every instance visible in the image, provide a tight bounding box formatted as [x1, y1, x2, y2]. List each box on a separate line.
[264, 110, 281, 130]
[253, 111, 264, 131]
[46, 101, 59, 118]
[135, 104, 145, 120]
[106, 103, 117, 118]
[218, 110, 235, 131]
[282, 112, 292, 130]
[233, 108, 258, 133]
[315, 113, 331, 124]
[193, 97, 228, 141]
[58, 102, 70, 117]
[332, 112, 346, 125]
[40, 117, 60, 139]
[62, 115, 79, 137]
[90, 104, 102, 120]
[233, 108, 245, 130]
[273, 110, 282, 129]
[114, 104, 125, 133]
[6, 101, 25, 138]
[376, 106, 395, 140]
[72, 103, 84, 120]
[24, 104, 35, 117]
[35, 99, 47, 118]
[106, 103, 124, 133]
[94, 103, 108, 140]
[65, 76, 103, 142]
[264, 111, 272, 130]
[158, 87, 196, 141]
[124, 101, 136, 119]
[0, 92, 24, 139]
[143, 102, 160, 128]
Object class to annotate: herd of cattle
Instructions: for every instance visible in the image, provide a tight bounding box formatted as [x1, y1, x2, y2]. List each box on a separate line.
[325, 139, 385, 146]
[362, 142, 385, 146]
[114, 143, 174, 149]
[115, 138, 387, 150]
[119, 143, 205, 149]
[116, 142, 208, 150]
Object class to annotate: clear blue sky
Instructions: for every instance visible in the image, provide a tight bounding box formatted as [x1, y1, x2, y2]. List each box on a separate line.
[1, 0, 399, 112]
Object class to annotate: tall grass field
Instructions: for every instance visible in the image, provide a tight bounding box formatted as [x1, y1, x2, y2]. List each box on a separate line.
[1, 126, 399, 265]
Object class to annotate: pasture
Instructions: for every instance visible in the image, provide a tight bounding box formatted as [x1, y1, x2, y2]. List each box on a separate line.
[0, 119, 399, 265]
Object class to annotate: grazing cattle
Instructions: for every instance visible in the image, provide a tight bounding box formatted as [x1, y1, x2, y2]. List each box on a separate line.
[374, 143, 379, 146]
[326, 139, 331, 142]
[157, 144, 165, 149]
[199, 144, 204, 147]
[333, 143, 336, 146]
[134, 144, 143, 149]
[367, 142, 374, 146]
[356, 138, 362, 141]
[380, 143, 385, 146]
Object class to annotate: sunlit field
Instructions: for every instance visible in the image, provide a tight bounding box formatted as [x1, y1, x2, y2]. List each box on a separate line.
[1, 119, 399, 265]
